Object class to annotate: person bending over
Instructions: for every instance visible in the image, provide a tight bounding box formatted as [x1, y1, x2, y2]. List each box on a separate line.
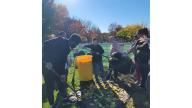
[42, 32, 81, 108]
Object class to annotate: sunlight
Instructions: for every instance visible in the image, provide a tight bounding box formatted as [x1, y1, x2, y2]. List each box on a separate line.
[55, 0, 77, 4]
[65, 0, 77, 2]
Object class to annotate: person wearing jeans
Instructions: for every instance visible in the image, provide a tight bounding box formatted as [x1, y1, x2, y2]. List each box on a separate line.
[93, 60, 105, 81]
[84, 38, 105, 82]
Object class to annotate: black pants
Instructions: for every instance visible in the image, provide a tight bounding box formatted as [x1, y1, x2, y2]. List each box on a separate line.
[42, 65, 68, 105]
[140, 62, 150, 88]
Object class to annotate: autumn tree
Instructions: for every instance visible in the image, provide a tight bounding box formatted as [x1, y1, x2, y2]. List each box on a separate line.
[52, 4, 69, 34]
[68, 19, 86, 37]
[42, 0, 69, 40]
[81, 20, 98, 41]
[42, 1, 102, 42]
[90, 26, 101, 41]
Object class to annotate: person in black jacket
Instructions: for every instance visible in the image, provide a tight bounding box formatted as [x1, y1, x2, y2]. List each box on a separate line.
[42, 32, 81, 107]
[84, 38, 105, 82]
[128, 28, 150, 89]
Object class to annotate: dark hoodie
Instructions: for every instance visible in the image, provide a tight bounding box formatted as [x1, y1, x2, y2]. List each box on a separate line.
[84, 44, 104, 62]
[43, 37, 70, 75]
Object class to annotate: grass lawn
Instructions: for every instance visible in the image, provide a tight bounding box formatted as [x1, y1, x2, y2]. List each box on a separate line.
[42, 43, 149, 108]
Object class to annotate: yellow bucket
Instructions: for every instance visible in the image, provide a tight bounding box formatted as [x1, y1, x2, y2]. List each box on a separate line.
[76, 55, 93, 81]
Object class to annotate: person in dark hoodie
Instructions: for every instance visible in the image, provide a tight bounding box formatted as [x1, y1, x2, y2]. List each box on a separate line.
[84, 38, 105, 82]
[128, 28, 150, 89]
[42, 32, 81, 108]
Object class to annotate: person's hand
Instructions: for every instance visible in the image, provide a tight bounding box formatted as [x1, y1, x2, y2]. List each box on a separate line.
[138, 37, 145, 42]
[45, 62, 53, 70]
[60, 75, 66, 83]
[139, 37, 149, 43]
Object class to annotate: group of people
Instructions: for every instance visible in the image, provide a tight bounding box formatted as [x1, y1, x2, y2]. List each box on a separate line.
[42, 28, 150, 108]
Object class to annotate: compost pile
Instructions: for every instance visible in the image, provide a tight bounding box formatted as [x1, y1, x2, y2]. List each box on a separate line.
[78, 80, 134, 108]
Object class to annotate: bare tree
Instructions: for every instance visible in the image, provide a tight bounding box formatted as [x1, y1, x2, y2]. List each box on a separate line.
[108, 23, 122, 36]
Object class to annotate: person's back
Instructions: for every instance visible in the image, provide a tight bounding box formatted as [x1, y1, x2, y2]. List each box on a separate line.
[43, 37, 70, 74]
[42, 33, 82, 107]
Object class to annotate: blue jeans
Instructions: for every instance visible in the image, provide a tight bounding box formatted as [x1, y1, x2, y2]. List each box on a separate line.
[93, 61, 105, 81]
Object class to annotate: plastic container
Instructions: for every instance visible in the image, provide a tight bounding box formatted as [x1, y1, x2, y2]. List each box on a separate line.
[76, 55, 93, 81]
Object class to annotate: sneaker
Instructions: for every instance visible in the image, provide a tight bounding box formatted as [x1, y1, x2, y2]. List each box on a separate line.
[63, 97, 77, 105]
[76, 90, 81, 97]
[69, 91, 75, 96]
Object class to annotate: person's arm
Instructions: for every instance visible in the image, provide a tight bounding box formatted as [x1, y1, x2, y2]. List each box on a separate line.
[83, 45, 92, 55]
[127, 40, 138, 54]
[128, 47, 135, 53]
[96, 45, 104, 55]
[98, 45, 104, 54]
[84, 44, 93, 49]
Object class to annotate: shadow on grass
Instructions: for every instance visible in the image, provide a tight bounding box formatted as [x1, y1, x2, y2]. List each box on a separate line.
[43, 81, 149, 108]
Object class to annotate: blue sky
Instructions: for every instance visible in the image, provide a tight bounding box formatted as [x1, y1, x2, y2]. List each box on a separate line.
[55, 0, 150, 33]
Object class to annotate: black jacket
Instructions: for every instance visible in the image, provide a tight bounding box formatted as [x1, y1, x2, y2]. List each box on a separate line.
[85, 44, 104, 62]
[43, 37, 70, 75]
[135, 40, 150, 64]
